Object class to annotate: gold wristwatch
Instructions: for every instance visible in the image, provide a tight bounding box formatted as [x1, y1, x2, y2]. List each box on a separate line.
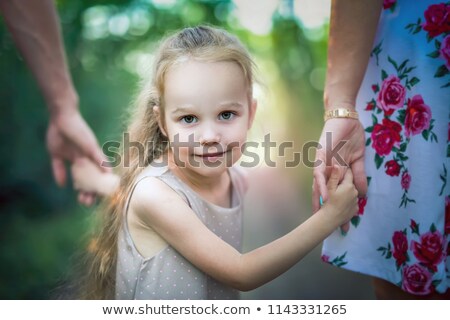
[324, 108, 359, 122]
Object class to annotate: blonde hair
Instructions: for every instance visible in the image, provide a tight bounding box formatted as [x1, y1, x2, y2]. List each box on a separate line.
[80, 26, 255, 299]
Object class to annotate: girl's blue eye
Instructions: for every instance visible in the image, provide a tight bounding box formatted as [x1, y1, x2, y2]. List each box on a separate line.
[181, 115, 197, 124]
[219, 111, 234, 120]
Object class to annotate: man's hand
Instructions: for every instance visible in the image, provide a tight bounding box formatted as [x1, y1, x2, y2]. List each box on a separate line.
[46, 109, 108, 205]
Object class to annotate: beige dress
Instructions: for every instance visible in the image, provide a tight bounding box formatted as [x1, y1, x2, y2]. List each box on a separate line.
[115, 164, 247, 299]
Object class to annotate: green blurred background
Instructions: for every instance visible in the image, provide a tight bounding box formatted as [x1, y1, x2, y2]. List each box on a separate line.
[0, 0, 374, 299]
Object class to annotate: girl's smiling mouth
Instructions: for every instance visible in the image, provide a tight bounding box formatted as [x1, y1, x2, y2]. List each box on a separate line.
[193, 149, 231, 161]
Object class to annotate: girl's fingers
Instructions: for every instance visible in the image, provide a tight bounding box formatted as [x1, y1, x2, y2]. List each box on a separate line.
[78, 192, 86, 205]
[86, 193, 97, 207]
[78, 191, 94, 206]
[313, 165, 329, 211]
[312, 178, 321, 213]
[342, 167, 354, 184]
[326, 165, 341, 192]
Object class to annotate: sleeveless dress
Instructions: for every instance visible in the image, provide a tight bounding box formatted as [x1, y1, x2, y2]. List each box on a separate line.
[322, 0, 449, 295]
[115, 164, 247, 299]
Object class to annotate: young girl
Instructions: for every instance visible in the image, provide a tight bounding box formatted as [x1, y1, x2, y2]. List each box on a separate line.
[73, 26, 358, 299]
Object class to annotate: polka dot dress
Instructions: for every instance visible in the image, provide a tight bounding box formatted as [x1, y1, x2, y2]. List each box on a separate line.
[115, 165, 246, 299]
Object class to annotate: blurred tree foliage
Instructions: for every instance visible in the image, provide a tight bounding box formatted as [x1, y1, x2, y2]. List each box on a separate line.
[0, 0, 327, 298]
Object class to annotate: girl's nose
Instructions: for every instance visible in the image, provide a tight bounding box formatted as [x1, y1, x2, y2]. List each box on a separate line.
[199, 125, 221, 145]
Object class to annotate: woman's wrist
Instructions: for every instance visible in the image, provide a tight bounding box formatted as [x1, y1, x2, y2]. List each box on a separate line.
[323, 86, 357, 111]
[315, 205, 342, 233]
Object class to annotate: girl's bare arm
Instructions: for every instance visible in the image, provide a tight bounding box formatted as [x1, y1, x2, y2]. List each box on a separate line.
[130, 167, 357, 291]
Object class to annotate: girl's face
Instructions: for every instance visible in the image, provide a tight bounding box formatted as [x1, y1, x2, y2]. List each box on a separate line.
[157, 59, 256, 178]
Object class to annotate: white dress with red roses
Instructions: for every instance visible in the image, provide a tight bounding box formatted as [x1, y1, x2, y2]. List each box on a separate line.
[322, 0, 450, 295]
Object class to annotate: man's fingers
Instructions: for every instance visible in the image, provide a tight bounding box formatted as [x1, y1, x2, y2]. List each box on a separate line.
[71, 129, 106, 171]
[60, 113, 110, 173]
[89, 146, 112, 173]
[51, 157, 66, 187]
[351, 159, 367, 197]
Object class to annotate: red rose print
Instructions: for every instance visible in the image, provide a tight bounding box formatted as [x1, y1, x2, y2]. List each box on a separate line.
[358, 197, 367, 215]
[411, 230, 445, 272]
[321, 255, 330, 263]
[383, 0, 396, 10]
[365, 101, 376, 111]
[401, 171, 411, 190]
[392, 231, 408, 267]
[422, 3, 450, 38]
[440, 35, 450, 69]
[371, 118, 402, 156]
[377, 75, 406, 116]
[445, 196, 450, 235]
[402, 264, 433, 295]
[385, 160, 401, 176]
[404, 95, 432, 138]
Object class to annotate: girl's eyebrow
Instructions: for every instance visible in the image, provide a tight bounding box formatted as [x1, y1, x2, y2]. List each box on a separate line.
[219, 102, 244, 109]
[171, 105, 196, 115]
[172, 102, 243, 115]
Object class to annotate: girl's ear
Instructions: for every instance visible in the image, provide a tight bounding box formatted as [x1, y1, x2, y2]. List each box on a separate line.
[153, 106, 167, 137]
[247, 99, 257, 129]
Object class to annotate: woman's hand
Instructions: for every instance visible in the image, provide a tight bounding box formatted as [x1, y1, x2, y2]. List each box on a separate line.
[313, 118, 367, 232]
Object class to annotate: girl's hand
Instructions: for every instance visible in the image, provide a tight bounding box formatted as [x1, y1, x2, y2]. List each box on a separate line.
[323, 165, 358, 225]
[71, 157, 104, 192]
[71, 158, 119, 202]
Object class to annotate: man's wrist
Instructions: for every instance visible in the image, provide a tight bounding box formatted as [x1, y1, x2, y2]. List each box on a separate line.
[47, 87, 79, 116]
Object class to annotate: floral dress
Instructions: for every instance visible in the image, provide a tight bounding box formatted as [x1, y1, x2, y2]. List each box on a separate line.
[322, 0, 449, 295]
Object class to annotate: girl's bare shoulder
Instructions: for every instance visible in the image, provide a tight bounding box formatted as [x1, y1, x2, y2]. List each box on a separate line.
[129, 177, 190, 224]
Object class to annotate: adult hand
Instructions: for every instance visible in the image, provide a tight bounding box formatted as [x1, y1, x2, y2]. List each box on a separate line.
[312, 118, 367, 232]
[46, 108, 109, 206]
